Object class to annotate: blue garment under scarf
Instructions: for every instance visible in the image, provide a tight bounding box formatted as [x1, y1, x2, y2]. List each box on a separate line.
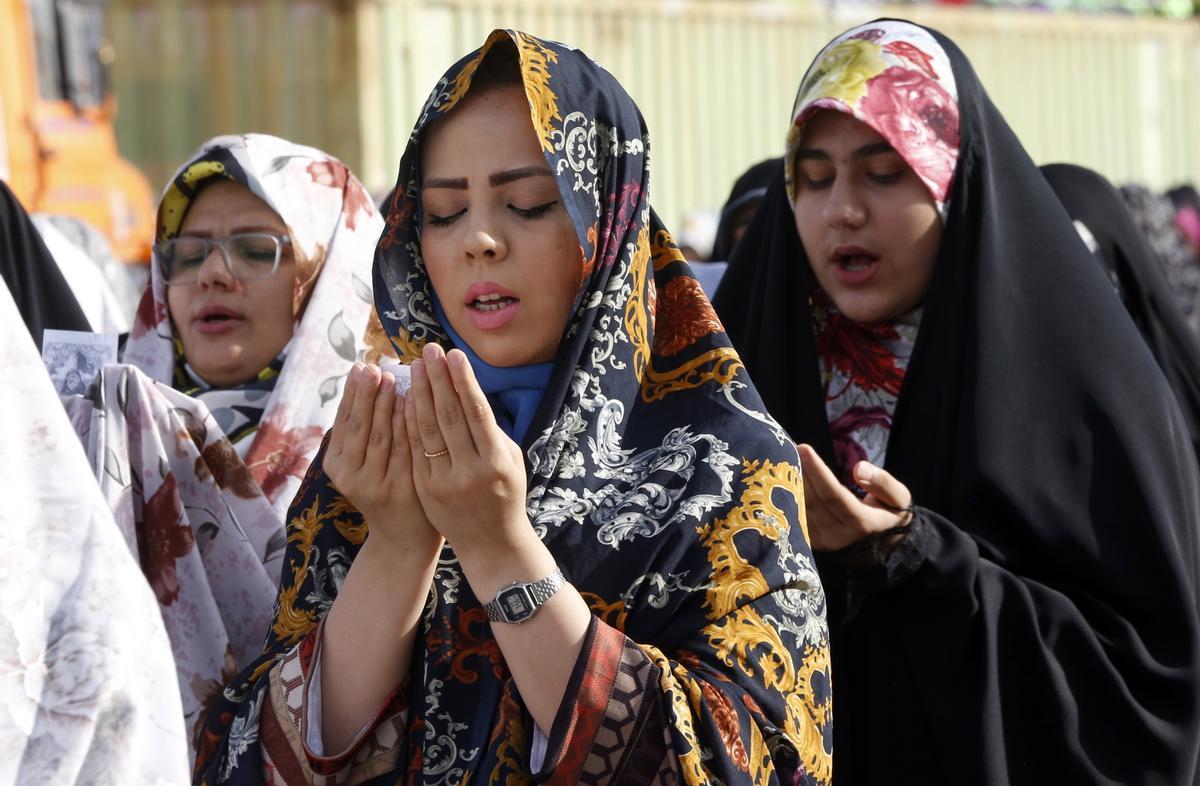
[433, 298, 552, 444]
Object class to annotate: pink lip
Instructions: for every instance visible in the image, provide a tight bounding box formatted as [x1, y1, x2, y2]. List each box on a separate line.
[830, 245, 880, 286]
[462, 280, 522, 331]
[193, 304, 245, 335]
[463, 281, 519, 304]
[466, 299, 522, 331]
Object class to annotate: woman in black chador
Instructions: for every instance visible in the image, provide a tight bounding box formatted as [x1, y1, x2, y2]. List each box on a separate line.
[714, 19, 1200, 786]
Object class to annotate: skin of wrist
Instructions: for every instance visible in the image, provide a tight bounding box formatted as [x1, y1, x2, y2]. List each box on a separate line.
[360, 522, 443, 569]
[451, 520, 557, 602]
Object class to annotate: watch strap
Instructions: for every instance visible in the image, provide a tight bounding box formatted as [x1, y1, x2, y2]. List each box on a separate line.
[484, 567, 565, 624]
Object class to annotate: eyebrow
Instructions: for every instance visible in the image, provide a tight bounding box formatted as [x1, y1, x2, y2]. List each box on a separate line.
[794, 141, 897, 162]
[177, 225, 284, 237]
[422, 166, 554, 190]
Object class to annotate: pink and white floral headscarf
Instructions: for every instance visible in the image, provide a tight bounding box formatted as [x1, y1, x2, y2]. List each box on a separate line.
[786, 20, 960, 218]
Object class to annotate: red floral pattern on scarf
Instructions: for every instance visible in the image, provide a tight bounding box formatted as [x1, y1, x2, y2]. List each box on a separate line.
[813, 308, 906, 399]
[307, 160, 375, 231]
[653, 276, 723, 356]
[813, 298, 918, 482]
[139, 473, 195, 606]
[860, 67, 959, 204]
[599, 183, 642, 270]
[245, 416, 326, 504]
[130, 289, 168, 340]
[196, 439, 262, 499]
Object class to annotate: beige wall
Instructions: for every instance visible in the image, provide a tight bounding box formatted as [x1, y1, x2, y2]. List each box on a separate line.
[109, 0, 1200, 229]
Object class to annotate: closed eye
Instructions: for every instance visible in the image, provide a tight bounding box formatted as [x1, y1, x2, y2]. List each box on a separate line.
[426, 209, 466, 228]
[510, 201, 558, 220]
[868, 171, 905, 185]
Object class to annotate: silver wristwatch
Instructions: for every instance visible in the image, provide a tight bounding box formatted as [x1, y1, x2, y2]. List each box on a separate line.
[484, 567, 565, 624]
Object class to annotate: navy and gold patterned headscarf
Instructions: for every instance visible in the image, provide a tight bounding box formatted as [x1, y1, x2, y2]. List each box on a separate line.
[197, 30, 831, 786]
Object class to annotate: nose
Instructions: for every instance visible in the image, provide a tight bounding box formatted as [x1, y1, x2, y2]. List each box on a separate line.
[462, 211, 507, 263]
[195, 244, 236, 289]
[822, 174, 867, 229]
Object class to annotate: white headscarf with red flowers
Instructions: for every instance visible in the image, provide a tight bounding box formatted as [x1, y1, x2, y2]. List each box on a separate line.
[124, 133, 387, 508]
[786, 21, 959, 484]
[786, 20, 960, 218]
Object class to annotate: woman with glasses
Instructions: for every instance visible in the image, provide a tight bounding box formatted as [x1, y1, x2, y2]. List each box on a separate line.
[66, 133, 391, 761]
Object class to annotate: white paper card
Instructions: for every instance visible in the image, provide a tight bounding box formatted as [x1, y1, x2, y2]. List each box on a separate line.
[41, 329, 118, 396]
[378, 361, 413, 395]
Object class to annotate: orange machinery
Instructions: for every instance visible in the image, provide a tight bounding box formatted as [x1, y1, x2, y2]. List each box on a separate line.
[1, 0, 154, 263]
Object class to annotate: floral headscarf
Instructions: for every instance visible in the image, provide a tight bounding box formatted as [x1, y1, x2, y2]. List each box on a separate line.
[786, 21, 960, 215]
[67, 134, 389, 761]
[196, 30, 831, 786]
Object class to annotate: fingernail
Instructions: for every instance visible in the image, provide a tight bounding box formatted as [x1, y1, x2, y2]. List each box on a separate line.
[411, 360, 425, 378]
[350, 364, 361, 381]
[855, 462, 876, 483]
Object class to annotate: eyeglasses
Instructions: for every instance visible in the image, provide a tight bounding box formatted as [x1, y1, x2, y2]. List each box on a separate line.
[154, 233, 293, 286]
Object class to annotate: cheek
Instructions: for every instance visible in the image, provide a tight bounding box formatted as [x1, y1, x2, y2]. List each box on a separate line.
[792, 199, 825, 258]
[261, 278, 298, 338]
[423, 261, 453, 306]
[166, 288, 189, 333]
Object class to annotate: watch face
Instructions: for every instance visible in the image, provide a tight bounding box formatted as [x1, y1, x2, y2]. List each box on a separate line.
[497, 586, 535, 622]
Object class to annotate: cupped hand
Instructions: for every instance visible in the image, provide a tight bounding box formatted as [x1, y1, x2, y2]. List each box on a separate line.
[797, 443, 913, 552]
[324, 363, 441, 555]
[404, 343, 531, 560]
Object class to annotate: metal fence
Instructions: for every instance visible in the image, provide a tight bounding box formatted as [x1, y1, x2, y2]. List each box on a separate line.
[107, 0, 1200, 230]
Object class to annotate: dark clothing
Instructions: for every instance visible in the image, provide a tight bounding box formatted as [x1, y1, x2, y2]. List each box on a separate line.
[714, 19, 1200, 786]
[711, 156, 784, 263]
[1043, 162, 1200, 464]
[0, 180, 90, 348]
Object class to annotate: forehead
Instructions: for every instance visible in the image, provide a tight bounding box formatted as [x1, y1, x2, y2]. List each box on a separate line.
[180, 179, 283, 230]
[421, 86, 547, 175]
[799, 110, 886, 152]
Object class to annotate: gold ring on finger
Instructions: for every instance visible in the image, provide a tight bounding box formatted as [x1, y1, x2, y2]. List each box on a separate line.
[423, 448, 449, 459]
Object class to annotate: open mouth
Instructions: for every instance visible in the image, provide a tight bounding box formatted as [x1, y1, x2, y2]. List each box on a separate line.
[835, 251, 878, 270]
[470, 293, 520, 312]
[194, 306, 244, 332]
[831, 247, 880, 285]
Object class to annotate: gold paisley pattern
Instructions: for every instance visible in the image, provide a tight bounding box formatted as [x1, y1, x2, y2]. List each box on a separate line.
[440, 48, 486, 115]
[272, 499, 324, 646]
[512, 31, 561, 154]
[641, 347, 742, 403]
[273, 493, 364, 646]
[390, 328, 426, 364]
[698, 459, 795, 619]
[623, 223, 653, 383]
[487, 686, 532, 786]
[697, 459, 832, 784]
[641, 645, 710, 786]
[580, 591, 629, 632]
[651, 228, 687, 272]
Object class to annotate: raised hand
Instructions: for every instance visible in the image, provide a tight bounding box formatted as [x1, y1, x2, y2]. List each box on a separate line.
[797, 443, 913, 552]
[403, 343, 530, 560]
[324, 363, 440, 555]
